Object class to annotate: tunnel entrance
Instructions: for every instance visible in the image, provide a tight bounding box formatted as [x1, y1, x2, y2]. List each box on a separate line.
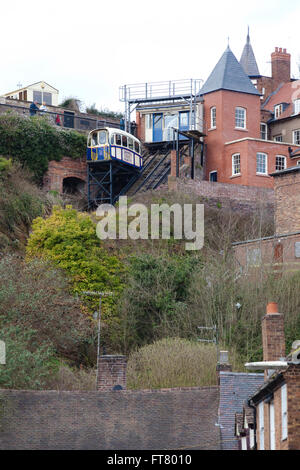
[63, 177, 86, 195]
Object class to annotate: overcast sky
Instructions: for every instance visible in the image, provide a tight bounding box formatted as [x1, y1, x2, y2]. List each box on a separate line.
[1, 0, 300, 113]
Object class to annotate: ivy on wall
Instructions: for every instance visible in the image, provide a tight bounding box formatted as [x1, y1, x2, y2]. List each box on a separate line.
[0, 113, 86, 181]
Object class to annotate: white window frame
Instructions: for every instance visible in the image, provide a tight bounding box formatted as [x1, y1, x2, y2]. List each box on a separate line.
[146, 114, 152, 129]
[259, 402, 265, 450]
[270, 401, 276, 450]
[274, 135, 283, 142]
[210, 106, 216, 129]
[260, 123, 268, 140]
[293, 129, 300, 145]
[275, 104, 283, 119]
[235, 107, 246, 129]
[232, 153, 241, 176]
[294, 99, 300, 115]
[256, 152, 268, 175]
[275, 155, 287, 172]
[281, 384, 288, 441]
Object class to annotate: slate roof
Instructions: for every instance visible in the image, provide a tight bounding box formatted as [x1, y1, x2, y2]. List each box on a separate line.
[199, 46, 261, 97]
[262, 80, 300, 121]
[218, 371, 264, 450]
[0, 387, 221, 450]
[240, 29, 260, 77]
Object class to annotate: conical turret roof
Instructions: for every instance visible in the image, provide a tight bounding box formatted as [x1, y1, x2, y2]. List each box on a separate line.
[200, 45, 260, 96]
[240, 28, 260, 77]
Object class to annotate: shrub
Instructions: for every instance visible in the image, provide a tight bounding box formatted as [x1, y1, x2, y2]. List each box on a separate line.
[0, 255, 94, 364]
[0, 113, 86, 181]
[127, 338, 218, 389]
[0, 325, 54, 390]
[117, 253, 202, 352]
[26, 206, 126, 348]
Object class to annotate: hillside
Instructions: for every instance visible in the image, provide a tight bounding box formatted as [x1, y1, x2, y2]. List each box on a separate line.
[1, 155, 300, 391]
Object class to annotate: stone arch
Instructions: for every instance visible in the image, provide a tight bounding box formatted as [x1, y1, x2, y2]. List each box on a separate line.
[63, 176, 86, 194]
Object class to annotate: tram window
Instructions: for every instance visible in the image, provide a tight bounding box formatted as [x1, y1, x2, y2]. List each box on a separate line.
[134, 141, 140, 153]
[98, 131, 107, 145]
[122, 135, 128, 147]
[110, 134, 115, 145]
[128, 137, 134, 150]
[91, 132, 98, 146]
[116, 134, 122, 146]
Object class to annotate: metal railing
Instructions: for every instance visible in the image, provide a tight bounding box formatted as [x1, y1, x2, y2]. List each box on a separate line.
[120, 79, 203, 103]
[0, 102, 120, 133]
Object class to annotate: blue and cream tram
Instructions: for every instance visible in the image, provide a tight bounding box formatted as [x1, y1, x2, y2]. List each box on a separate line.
[87, 127, 143, 169]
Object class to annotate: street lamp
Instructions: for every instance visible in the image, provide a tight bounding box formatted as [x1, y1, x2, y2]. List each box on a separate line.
[82, 291, 113, 389]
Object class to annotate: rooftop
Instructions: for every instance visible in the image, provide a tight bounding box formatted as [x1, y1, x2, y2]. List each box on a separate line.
[199, 46, 261, 97]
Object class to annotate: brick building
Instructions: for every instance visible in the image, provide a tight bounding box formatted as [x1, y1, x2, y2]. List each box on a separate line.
[232, 166, 300, 275]
[135, 32, 300, 190]
[198, 38, 300, 188]
[235, 303, 300, 450]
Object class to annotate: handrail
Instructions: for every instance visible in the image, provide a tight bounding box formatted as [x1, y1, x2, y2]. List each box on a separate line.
[133, 150, 170, 195]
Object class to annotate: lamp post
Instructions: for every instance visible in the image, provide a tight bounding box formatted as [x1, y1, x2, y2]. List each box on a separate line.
[82, 291, 113, 389]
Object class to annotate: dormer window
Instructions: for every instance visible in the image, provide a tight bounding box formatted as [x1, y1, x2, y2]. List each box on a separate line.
[294, 99, 300, 115]
[275, 104, 283, 119]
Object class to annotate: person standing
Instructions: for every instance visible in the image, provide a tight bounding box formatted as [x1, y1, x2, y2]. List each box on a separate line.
[29, 101, 39, 116]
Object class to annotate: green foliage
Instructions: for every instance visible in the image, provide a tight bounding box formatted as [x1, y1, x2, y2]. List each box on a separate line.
[26, 206, 126, 345]
[0, 255, 94, 366]
[0, 162, 47, 249]
[0, 113, 86, 181]
[118, 253, 202, 351]
[0, 326, 53, 390]
[86, 103, 123, 120]
[0, 157, 12, 175]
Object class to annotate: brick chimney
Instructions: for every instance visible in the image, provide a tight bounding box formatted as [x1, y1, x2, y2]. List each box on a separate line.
[262, 302, 286, 379]
[271, 47, 291, 87]
[97, 355, 127, 391]
[216, 350, 232, 385]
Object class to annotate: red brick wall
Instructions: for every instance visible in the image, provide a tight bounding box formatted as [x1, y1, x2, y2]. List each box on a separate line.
[284, 365, 300, 450]
[43, 156, 87, 193]
[203, 90, 261, 181]
[274, 169, 300, 234]
[271, 48, 291, 89]
[97, 355, 127, 391]
[233, 233, 300, 277]
[262, 313, 285, 363]
[223, 139, 299, 189]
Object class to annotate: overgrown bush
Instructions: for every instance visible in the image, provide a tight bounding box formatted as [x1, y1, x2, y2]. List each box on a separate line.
[0, 162, 48, 250]
[26, 206, 126, 348]
[117, 253, 202, 352]
[127, 338, 218, 389]
[0, 326, 54, 390]
[0, 255, 94, 364]
[0, 113, 86, 181]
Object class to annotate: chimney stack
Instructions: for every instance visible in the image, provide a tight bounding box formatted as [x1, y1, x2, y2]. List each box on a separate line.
[262, 303, 286, 378]
[216, 350, 232, 384]
[271, 47, 291, 87]
[97, 355, 127, 391]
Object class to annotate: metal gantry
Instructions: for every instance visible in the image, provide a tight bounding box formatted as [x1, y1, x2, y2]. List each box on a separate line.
[119, 78, 203, 133]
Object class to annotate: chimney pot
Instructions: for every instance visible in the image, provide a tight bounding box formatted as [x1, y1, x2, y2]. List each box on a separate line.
[283, 48, 287, 54]
[275, 47, 278, 52]
[279, 47, 282, 53]
[266, 302, 278, 314]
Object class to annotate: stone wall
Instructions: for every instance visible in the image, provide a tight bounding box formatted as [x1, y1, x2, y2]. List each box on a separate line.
[0, 387, 220, 450]
[172, 177, 274, 214]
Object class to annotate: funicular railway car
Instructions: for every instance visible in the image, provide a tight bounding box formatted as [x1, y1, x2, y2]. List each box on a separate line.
[87, 127, 143, 169]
